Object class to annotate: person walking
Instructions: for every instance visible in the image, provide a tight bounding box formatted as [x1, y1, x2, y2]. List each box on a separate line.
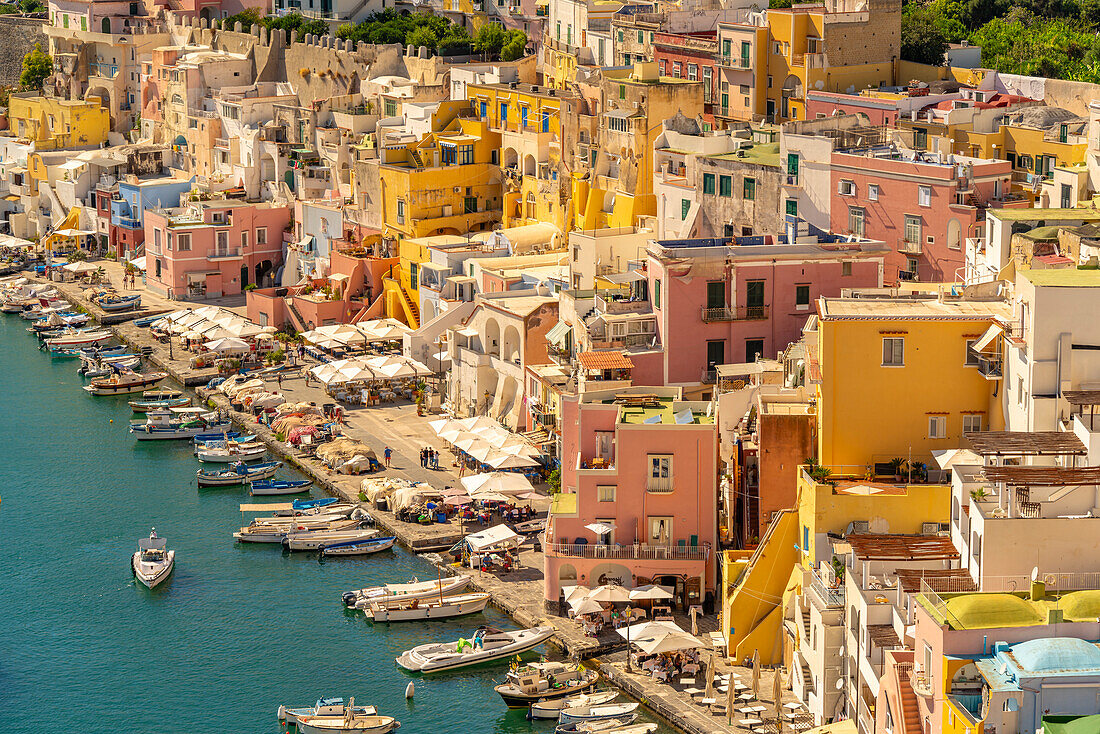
[384, 446, 392, 467]
[276, 373, 283, 390]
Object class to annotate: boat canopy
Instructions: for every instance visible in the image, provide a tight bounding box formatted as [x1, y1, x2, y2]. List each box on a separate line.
[138, 537, 167, 551]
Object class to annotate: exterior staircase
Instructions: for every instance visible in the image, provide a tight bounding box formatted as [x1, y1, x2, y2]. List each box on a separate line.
[896, 663, 921, 734]
[284, 297, 308, 332]
[801, 661, 813, 695]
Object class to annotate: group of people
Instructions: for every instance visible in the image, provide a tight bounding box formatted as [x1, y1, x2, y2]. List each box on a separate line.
[420, 446, 440, 469]
[638, 649, 703, 682]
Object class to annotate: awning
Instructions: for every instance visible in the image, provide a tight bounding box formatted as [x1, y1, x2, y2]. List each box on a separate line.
[603, 270, 645, 284]
[464, 524, 522, 552]
[545, 319, 571, 348]
[972, 323, 1003, 353]
[127, 256, 147, 271]
[456, 326, 479, 339]
[606, 109, 635, 119]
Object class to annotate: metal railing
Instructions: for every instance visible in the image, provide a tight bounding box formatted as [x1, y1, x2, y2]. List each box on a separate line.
[810, 567, 845, 607]
[546, 542, 710, 560]
[701, 305, 768, 322]
[717, 54, 752, 69]
[208, 247, 241, 259]
[975, 354, 1002, 379]
[898, 237, 923, 255]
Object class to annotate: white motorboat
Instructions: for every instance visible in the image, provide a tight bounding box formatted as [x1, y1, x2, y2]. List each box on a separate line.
[83, 371, 167, 396]
[397, 625, 555, 673]
[558, 702, 640, 725]
[555, 718, 645, 734]
[131, 529, 175, 589]
[496, 662, 599, 707]
[342, 575, 471, 608]
[529, 691, 620, 720]
[233, 519, 359, 544]
[296, 712, 397, 734]
[284, 527, 378, 552]
[365, 592, 491, 622]
[130, 408, 230, 440]
[279, 698, 377, 726]
[321, 536, 396, 557]
[45, 328, 113, 348]
[196, 441, 267, 463]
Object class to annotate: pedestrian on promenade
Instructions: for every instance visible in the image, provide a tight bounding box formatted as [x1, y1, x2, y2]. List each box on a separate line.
[384, 446, 392, 466]
[431, 448, 438, 469]
[277, 373, 283, 389]
[420, 448, 427, 468]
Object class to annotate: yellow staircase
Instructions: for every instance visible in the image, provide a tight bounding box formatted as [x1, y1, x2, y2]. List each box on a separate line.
[41, 207, 81, 254]
[382, 276, 419, 329]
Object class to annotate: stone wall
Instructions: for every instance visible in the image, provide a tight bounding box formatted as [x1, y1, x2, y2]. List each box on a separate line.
[0, 16, 47, 87]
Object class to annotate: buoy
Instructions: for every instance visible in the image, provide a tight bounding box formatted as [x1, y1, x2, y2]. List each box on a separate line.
[405, 681, 415, 699]
[109, 419, 113, 423]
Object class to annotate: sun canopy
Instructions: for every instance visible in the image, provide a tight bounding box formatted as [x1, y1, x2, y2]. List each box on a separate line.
[63, 261, 100, 273]
[464, 524, 522, 552]
[461, 472, 535, 495]
[204, 337, 251, 355]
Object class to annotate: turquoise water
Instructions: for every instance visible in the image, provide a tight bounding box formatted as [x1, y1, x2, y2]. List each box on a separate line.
[0, 314, 671, 734]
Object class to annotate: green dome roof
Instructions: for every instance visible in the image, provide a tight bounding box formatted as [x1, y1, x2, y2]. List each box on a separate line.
[1058, 590, 1100, 622]
[943, 594, 1044, 629]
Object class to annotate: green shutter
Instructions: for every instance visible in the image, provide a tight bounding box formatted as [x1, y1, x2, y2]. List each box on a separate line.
[703, 173, 715, 195]
[682, 199, 691, 220]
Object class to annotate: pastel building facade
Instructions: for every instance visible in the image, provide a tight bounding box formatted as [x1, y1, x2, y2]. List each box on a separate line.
[109, 176, 194, 259]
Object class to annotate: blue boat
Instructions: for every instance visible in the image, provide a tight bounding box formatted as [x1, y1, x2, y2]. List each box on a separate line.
[196, 460, 282, 487]
[194, 433, 256, 448]
[321, 536, 396, 556]
[96, 293, 141, 312]
[249, 479, 312, 496]
[192, 431, 242, 444]
[293, 497, 339, 510]
[132, 314, 164, 327]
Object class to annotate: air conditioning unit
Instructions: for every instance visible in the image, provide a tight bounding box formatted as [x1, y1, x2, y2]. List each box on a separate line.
[453, 187, 462, 193]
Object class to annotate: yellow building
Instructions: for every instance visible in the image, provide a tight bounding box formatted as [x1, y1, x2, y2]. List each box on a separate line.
[467, 81, 570, 231]
[376, 101, 502, 327]
[7, 92, 110, 150]
[572, 62, 704, 230]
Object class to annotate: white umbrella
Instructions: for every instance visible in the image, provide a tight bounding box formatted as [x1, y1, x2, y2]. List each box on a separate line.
[461, 472, 534, 495]
[629, 584, 675, 601]
[634, 629, 707, 655]
[204, 337, 251, 355]
[616, 620, 685, 641]
[585, 584, 631, 604]
[63, 261, 100, 273]
[563, 585, 591, 603]
[471, 491, 510, 503]
[223, 321, 265, 339]
[484, 451, 540, 469]
[585, 522, 616, 536]
[571, 598, 605, 615]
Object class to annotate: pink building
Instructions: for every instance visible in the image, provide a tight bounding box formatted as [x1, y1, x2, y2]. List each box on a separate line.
[144, 199, 288, 300]
[543, 386, 718, 609]
[644, 233, 887, 387]
[828, 149, 1021, 282]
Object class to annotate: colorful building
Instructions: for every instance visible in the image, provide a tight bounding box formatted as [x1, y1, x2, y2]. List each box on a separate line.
[109, 175, 194, 259]
[6, 93, 110, 150]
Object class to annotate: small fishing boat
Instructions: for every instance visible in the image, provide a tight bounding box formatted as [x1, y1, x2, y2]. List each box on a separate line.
[278, 698, 378, 726]
[56, 344, 128, 360]
[95, 293, 141, 312]
[554, 717, 647, 734]
[132, 313, 164, 327]
[321, 536, 395, 557]
[558, 702, 640, 725]
[81, 356, 141, 378]
[196, 441, 266, 463]
[397, 625, 555, 673]
[529, 691, 620, 720]
[250, 479, 313, 496]
[514, 518, 547, 534]
[495, 662, 599, 708]
[342, 575, 471, 609]
[284, 527, 378, 552]
[196, 461, 281, 487]
[141, 388, 183, 401]
[129, 396, 191, 412]
[44, 329, 113, 348]
[364, 592, 491, 623]
[84, 370, 167, 396]
[295, 699, 397, 734]
[192, 431, 243, 445]
[130, 408, 229, 439]
[294, 497, 339, 511]
[131, 529, 175, 589]
[233, 519, 359, 544]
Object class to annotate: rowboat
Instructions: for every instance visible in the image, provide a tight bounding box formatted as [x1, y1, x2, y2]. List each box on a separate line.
[82, 357, 141, 377]
[278, 698, 378, 726]
[196, 441, 267, 463]
[132, 313, 164, 327]
[250, 479, 313, 496]
[192, 431, 242, 444]
[131, 529, 174, 589]
[196, 461, 281, 487]
[397, 625, 555, 673]
[495, 662, 599, 708]
[141, 388, 183, 401]
[233, 519, 359, 544]
[364, 592, 491, 622]
[284, 527, 378, 552]
[554, 717, 645, 733]
[558, 702, 640, 725]
[84, 371, 167, 396]
[294, 497, 339, 511]
[129, 396, 191, 412]
[342, 575, 472, 609]
[529, 691, 620, 720]
[130, 408, 229, 440]
[321, 536, 395, 557]
[44, 329, 113, 348]
[79, 352, 141, 371]
[295, 707, 397, 734]
[56, 344, 129, 360]
[95, 293, 141, 312]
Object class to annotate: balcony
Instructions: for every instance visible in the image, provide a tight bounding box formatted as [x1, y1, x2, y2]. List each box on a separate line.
[898, 238, 923, 255]
[791, 52, 824, 69]
[208, 247, 242, 260]
[546, 542, 710, 561]
[810, 567, 845, 607]
[784, 174, 800, 187]
[909, 667, 934, 698]
[975, 354, 1002, 380]
[116, 216, 141, 229]
[701, 305, 768, 322]
[717, 54, 752, 70]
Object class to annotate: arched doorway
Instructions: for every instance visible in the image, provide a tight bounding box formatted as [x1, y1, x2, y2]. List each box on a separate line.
[199, 6, 213, 22]
[101, 17, 110, 33]
[255, 260, 273, 287]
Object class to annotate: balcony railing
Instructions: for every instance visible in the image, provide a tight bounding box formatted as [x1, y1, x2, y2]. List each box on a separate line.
[810, 568, 845, 607]
[717, 54, 752, 69]
[116, 216, 141, 229]
[784, 174, 800, 186]
[898, 238, 923, 255]
[975, 354, 1002, 380]
[701, 305, 768, 322]
[546, 542, 710, 560]
[208, 247, 242, 260]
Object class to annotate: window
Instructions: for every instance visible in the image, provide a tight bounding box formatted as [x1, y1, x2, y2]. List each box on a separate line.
[672, 61, 681, 78]
[458, 145, 474, 165]
[842, 261, 852, 276]
[681, 199, 690, 220]
[746, 338, 764, 362]
[608, 116, 629, 133]
[849, 207, 864, 237]
[241, 231, 249, 249]
[499, 102, 508, 124]
[702, 173, 715, 195]
[647, 455, 673, 492]
[617, 29, 623, 42]
[838, 179, 855, 196]
[1018, 377, 1025, 406]
[913, 127, 927, 150]
[654, 278, 661, 309]
[256, 227, 266, 245]
[441, 145, 456, 166]
[658, 60, 665, 76]
[904, 215, 921, 244]
[722, 39, 731, 56]
[687, 64, 698, 81]
[1061, 183, 1073, 209]
[619, 84, 626, 100]
[384, 99, 397, 117]
[719, 175, 732, 197]
[153, 229, 162, 252]
[918, 185, 932, 207]
[396, 199, 405, 224]
[786, 153, 799, 183]
[597, 485, 616, 502]
[868, 184, 879, 201]
[464, 196, 478, 214]
[882, 337, 904, 366]
[928, 416, 946, 439]
[785, 199, 798, 217]
[216, 231, 228, 250]
[795, 284, 810, 310]
[637, 29, 643, 43]
[743, 177, 756, 200]
[963, 414, 982, 433]
[964, 339, 979, 367]
[649, 516, 673, 544]
[740, 40, 751, 66]
[176, 233, 191, 252]
[558, 21, 562, 39]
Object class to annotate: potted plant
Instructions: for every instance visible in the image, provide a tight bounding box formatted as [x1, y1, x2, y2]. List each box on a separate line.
[910, 461, 928, 483]
[970, 487, 989, 502]
[413, 379, 427, 415]
[888, 457, 908, 482]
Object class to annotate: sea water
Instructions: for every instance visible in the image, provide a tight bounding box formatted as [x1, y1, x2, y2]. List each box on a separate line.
[0, 314, 671, 734]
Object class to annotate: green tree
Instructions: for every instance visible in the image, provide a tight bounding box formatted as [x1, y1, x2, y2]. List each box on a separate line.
[221, 7, 262, 30]
[407, 25, 439, 51]
[901, 5, 949, 65]
[19, 43, 51, 91]
[438, 25, 472, 55]
[473, 22, 506, 55]
[500, 29, 527, 60]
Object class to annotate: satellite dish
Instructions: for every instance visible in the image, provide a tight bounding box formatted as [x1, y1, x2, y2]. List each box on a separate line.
[838, 646, 845, 657]
[835, 678, 845, 690]
[1031, 566, 1039, 583]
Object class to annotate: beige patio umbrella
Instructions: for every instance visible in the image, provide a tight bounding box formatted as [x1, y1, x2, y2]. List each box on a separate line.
[772, 666, 783, 726]
[704, 649, 716, 700]
[752, 649, 761, 699]
[726, 666, 737, 725]
[690, 605, 700, 636]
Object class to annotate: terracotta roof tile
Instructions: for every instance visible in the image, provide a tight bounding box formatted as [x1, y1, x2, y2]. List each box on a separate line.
[577, 350, 634, 370]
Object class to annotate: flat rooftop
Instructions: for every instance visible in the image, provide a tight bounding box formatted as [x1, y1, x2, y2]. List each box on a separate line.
[846, 533, 959, 561]
[1022, 268, 1100, 288]
[613, 396, 714, 425]
[819, 297, 1012, 321]
[991, 208, 1100, 222]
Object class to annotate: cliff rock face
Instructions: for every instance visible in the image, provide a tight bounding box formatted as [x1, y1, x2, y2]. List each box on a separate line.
[0, 16, 47, 87]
